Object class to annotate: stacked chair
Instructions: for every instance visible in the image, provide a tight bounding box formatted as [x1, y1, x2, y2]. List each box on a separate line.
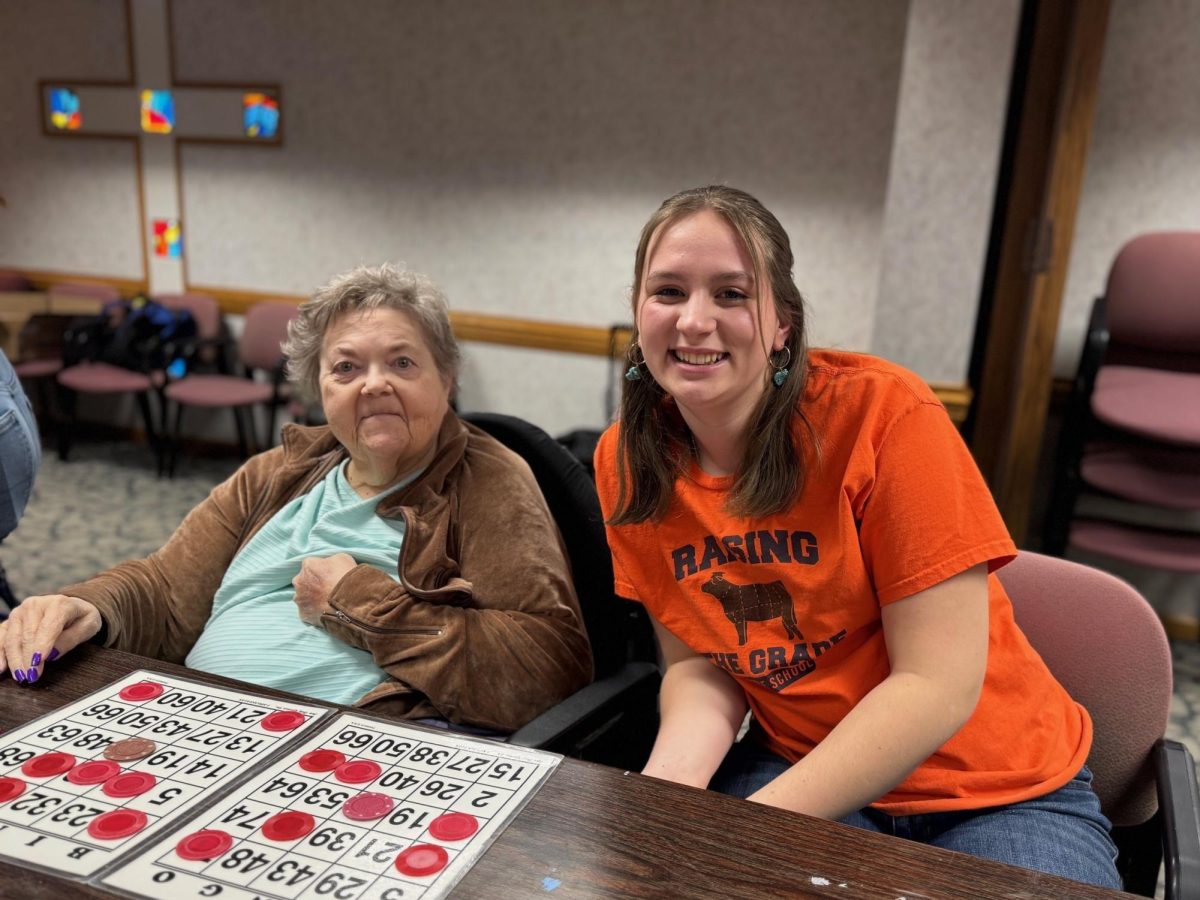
[1043, 232, 1200, 592]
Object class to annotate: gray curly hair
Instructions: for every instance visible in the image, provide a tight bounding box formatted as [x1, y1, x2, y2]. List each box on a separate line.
[284, 263, 460, 404]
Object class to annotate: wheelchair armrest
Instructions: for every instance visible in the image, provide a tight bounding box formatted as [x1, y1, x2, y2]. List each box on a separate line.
[507, 661, 659, 751]
[1155, 737, 1200, 900]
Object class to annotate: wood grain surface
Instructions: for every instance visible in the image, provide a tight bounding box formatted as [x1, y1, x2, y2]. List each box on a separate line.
[0, 646, 1126, 899]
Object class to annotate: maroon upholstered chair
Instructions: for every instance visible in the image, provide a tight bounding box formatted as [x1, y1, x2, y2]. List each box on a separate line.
[155, 293, 223, 350]
[12, 279, 115, 383]
[13, 318, 71, 425]
[0, 271, 31, 291]
[48, 283, 169, 464]
[162, 300, 297, 475]
[998, 552, 1199, 898]
[1043, 232, 1200, 573]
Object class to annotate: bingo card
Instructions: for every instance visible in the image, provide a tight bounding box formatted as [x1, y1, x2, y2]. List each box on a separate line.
[0, 670, 329, 879]
[101, 712, 561, 899]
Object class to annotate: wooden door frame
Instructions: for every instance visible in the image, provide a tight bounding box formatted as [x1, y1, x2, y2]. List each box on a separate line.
[966, 0, 1110, 545]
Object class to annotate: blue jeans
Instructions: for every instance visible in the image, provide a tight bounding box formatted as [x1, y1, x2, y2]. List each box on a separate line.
[709, 737, 1122, 891]
[0, 351, 41, 542]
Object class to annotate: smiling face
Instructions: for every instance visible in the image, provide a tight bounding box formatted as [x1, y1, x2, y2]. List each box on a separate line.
[319, 307, 451, 489]
[636, 209, 789, 431]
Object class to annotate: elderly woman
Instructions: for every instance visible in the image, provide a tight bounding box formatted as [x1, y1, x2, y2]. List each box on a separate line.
[0, 264, 593, 732]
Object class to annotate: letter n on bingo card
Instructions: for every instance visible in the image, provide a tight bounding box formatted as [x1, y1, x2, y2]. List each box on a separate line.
[100, 712, 561, 899]
[0, 671, 328, 881]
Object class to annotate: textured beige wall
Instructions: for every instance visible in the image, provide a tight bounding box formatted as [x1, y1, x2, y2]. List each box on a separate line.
[0, 0, 142, 278]
[1058, 0, 1200, 376]
[169, 0, 907, 432]
[872, 0, 1020, 383]
[0, 0, 1024, 437]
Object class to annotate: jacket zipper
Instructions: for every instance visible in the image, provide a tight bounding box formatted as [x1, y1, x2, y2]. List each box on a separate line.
[326, 608, 442, 636]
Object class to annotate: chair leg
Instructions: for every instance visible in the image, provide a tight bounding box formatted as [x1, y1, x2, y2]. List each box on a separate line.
[37, 377, 57, 432]
[169, 402, 185, 478]
[56, 384, 77, 461]
[154, 387, 168, 460]
[265, 403, 278, 450]
[21, 376, 56, 432]
[1042, 470, 1080, 557]
[135, 392, 159, 470]
[231, 406, 250, 459]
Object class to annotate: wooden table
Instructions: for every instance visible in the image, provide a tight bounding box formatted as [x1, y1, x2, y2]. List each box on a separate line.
[0, 290, 104, 359]
[0, 646, 1127, 898]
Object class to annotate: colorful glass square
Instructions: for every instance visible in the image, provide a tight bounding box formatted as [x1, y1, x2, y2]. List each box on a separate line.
[243, 92, 280, 139]
[140, 90, 175, 134]
[153, 219, 182, 258]
[49, 88, 82, 131]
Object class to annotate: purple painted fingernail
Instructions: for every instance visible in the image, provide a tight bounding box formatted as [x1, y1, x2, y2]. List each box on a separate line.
[31, 652, 42, 667]
[13, 669, 25, 683]
[48, 648, 60, 662]
[27, 668, 39, 684]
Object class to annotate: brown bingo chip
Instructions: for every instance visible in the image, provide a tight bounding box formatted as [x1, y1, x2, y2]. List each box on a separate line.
[104, 738, 157, 762]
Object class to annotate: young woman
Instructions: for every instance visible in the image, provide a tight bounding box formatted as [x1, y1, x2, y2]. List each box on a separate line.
[594, 186, 1120, 888]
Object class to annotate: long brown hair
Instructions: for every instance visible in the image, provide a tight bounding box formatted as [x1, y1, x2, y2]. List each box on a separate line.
[609, 186, 814, 524]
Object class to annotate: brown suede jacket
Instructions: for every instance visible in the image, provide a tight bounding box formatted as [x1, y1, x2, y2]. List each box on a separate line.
[64, 410, 593, 732]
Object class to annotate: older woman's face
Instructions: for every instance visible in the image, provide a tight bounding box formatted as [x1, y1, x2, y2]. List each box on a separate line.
[319, 307, 451, 481]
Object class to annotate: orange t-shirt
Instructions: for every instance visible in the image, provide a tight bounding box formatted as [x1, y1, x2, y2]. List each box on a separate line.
[595, 349, 1090, 815]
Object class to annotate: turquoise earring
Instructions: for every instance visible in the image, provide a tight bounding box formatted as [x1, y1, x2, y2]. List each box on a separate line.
[626, 340, 645, 381]
[771, 345, 792, 388]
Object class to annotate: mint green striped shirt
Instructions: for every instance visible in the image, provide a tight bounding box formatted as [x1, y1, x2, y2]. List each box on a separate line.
[186, 462, 414, 705]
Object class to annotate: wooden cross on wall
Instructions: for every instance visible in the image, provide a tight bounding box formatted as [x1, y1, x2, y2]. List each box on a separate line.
[38, 0, 282, 294]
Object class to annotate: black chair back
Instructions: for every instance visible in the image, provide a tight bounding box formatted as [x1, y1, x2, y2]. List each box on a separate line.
[461, 412, 653, 678]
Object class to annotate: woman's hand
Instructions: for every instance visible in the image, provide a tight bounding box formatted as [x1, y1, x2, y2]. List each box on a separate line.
[641, 615, 748, 789]
[291, 553, 357, 625]
[0, 594, 102, 684]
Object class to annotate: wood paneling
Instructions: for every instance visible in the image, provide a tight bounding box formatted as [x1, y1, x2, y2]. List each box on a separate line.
[18, 268, 148, 297]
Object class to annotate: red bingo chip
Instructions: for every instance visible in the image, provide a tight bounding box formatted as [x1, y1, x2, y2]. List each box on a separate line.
[429, 811, 479, 842]
[261, 810, 316, 842]
[395, 843, 449, 877]
[260, 710, 306, 732]
[67, 759, 122, 785]
[0, 777, 26, 803]
[176, 829, 234, 861]
[299, 749, 346, 772]
[343, 791, 394, 821]
[102, 770, 157, 798]
[119, 681, 165, 702]
[88, 808, 148, 840]
[21, 752, 76, 778]
[334, 759, 382, 784]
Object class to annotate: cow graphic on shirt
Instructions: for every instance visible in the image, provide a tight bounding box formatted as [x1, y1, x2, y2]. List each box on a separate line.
[701, 572, 802, 646]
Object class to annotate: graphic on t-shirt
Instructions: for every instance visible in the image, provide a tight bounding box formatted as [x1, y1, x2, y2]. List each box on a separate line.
[701, 573, 802, 646]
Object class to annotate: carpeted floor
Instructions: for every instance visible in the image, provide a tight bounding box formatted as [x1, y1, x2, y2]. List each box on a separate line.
[1, 439, 1195, 896]
[1, 441, 241, 595]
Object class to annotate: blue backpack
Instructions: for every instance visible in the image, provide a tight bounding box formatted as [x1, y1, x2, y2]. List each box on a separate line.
[64, 297, 197, 372]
